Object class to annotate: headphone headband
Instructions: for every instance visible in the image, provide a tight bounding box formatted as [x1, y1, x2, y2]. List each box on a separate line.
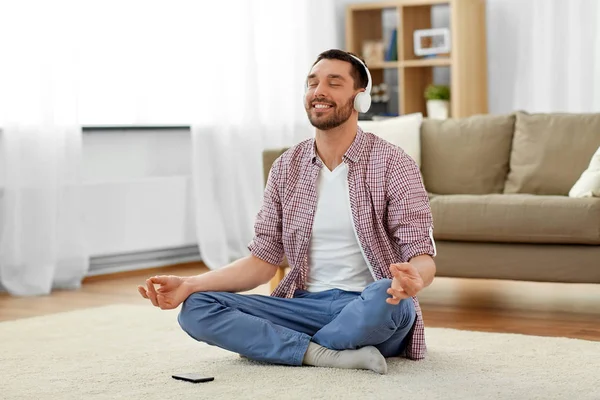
[348, 53, 372, 94]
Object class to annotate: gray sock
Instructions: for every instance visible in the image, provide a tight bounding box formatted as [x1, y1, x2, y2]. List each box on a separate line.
[302, 342, 388, 375]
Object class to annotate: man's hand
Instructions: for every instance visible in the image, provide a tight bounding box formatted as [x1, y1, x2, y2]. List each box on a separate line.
[386, 263, 425, 305]
[137, 275, 190, 310]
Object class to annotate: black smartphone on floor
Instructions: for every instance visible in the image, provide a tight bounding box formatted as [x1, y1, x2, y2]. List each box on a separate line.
[172, 373, 215, 383]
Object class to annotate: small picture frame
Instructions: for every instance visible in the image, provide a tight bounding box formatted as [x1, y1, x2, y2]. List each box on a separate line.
[362, 40, 385, 65]
[413, 28, 451, 56]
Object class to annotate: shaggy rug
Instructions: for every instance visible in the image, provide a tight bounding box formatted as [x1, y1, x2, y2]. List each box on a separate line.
[1, 304, 598, 400]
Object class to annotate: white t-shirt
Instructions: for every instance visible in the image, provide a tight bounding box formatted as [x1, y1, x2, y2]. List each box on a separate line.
[306, 162, 374, 292]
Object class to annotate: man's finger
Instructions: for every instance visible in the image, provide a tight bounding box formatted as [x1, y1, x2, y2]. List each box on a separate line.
[387, 287, 406, 296]
[146, 279, 159, 306]
[392, 263, 415, 274]
[387, 287, 409, 300]
[399, 276, 420, 295]
[137, 285, 149, 299]
[146, 278, 157, 292]
[389, 266, 403, 279]
[157, 294, 166, 309]
[386, 297, 400, 305]
[149, 275, 169, 285]
[157, 294, 175, 310]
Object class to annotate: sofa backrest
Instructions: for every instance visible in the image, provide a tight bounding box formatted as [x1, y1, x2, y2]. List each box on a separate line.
[262, 148, 288, 185]
[262, 112, 600, 197]
[504, 111, 600, 195]
[420, 113, 516, 194]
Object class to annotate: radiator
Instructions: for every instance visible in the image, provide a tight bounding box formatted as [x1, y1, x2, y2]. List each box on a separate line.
[87, 245, 201, 276]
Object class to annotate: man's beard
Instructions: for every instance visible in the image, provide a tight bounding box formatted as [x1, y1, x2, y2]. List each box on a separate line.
[306, 96, 354, 130]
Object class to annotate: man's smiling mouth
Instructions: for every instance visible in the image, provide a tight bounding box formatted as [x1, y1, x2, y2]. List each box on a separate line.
[312, 102, 335, 111]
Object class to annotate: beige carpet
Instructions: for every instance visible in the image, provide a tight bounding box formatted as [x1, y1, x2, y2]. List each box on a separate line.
[1, 305, 598, 400]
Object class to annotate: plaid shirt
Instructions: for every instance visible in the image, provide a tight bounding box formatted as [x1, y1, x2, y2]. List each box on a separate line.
[248, 127, 435, 360]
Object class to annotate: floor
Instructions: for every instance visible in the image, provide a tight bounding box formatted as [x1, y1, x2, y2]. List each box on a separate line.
[1, 262, 599, 341]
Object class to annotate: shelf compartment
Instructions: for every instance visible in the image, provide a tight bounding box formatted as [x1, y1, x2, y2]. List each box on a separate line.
[400, 66, 433, 115]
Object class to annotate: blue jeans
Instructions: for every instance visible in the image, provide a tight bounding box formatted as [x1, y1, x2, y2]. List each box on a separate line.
[177, 279, 416, 366]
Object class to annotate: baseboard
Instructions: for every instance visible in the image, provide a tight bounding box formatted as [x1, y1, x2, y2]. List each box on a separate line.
[87, 245, 201, 276]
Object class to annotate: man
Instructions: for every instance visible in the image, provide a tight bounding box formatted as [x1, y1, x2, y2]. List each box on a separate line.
[138, 49, 436, 375]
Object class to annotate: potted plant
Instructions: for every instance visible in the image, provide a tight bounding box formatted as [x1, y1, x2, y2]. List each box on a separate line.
[424, 84, 450, 120]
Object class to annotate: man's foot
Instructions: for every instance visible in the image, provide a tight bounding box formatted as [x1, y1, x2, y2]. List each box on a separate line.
[302, 342, 388, 374]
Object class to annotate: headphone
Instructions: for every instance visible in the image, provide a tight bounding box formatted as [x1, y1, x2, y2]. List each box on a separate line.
[348, 53, 372, 113]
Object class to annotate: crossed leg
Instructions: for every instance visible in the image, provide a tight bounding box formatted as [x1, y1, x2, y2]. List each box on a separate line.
[177, 279, 416, 373]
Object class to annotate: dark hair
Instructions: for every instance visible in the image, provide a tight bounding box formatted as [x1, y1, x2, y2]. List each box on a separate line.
[312, 49, 369, 90]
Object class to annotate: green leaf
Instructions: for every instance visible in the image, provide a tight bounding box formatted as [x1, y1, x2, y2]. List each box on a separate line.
[424, 84, 450, 100]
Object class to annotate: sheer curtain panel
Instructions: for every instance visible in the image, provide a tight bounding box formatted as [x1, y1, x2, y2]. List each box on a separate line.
[487, 0, 600, 113]
[0, 0, 88, 295]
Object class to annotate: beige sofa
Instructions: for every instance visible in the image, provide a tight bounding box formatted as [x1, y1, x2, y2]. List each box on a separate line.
[263, 111, 600, 287]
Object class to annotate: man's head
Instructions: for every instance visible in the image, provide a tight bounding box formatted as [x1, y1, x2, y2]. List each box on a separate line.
[305, 49, 370, 131]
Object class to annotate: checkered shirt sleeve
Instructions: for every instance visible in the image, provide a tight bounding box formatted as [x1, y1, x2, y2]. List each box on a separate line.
[387, 153, 436, 261]
[247, 157, 285, 266]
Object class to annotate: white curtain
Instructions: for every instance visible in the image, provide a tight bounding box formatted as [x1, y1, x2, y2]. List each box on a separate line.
[190, 0, 338, 268]
[0, 1, 88, 295]
[487, 0, 600, 114]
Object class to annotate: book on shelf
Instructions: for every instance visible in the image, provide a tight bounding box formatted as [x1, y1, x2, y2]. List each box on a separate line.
[384, 29, 397, 62]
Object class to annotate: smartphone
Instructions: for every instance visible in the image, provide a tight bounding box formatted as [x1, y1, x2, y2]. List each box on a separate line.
[172, 373, 215, 383]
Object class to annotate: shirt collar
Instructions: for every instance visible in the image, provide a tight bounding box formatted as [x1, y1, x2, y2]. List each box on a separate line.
[310, 125, 366, 165]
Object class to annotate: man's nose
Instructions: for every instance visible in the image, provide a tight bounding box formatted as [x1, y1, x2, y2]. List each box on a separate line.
[313, 83, 329, 98]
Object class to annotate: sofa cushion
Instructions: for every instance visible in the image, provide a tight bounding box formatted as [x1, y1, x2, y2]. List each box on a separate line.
[430, 194, 600, 245]
[569, 145, 600, 198]
[504, 111, 600, 195]
[359, 113, 423, 166]
[420, 113, 515, 195]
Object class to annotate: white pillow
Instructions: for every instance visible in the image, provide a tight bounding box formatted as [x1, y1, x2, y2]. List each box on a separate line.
[569, 146, 600, 198]
[358, 113, 423, 166]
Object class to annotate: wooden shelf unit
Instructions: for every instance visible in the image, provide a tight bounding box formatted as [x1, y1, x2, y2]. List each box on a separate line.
[345, 0, 488, 118]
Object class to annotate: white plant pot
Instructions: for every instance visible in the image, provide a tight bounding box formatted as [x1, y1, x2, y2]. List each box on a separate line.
[426, 99, 450, 120]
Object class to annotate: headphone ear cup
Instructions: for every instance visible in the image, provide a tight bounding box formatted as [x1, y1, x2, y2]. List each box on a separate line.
[354, 92, 372, 113]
